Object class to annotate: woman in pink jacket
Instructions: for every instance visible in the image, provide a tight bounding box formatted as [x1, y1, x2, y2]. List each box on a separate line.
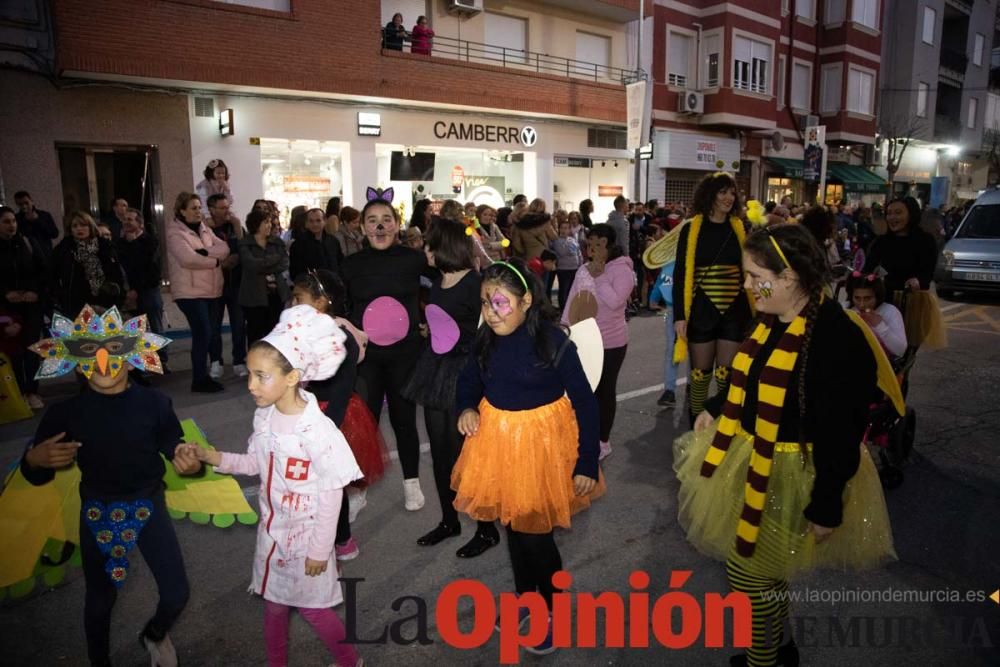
[561, 224, 634, 460]
[410, 16, 434, 55]
[166, 192, 230, 393]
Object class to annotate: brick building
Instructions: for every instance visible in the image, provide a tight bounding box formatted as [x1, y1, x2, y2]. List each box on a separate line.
[1, 0, 646, 230]
[646, 0, 886, 207]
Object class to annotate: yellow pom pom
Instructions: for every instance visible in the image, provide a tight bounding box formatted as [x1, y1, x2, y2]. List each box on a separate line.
[746, 199, 768, 227]
[465, 227, 473, 236]
[501, 239, 511, 248]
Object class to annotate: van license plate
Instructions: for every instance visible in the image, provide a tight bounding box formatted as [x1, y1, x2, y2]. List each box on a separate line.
[967, 272, 1000, 282]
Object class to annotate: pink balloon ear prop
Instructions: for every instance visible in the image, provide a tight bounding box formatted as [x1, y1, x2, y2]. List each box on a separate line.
[424, 304, 460, 355]
[363, 296, 410, 346]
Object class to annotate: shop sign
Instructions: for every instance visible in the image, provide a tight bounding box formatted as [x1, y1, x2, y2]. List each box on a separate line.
[433, 121, 538, 146]
[696, 141, 718, 166]
[283, 176, 331, 193]
[803, 144, 823, 182]
[598, 185, 624, 197]
[656, 132, 739, 171]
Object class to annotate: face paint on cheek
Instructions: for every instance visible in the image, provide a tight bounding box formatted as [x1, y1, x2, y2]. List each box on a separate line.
[757, 281, 773, 299]
[489, 291, 513, 318]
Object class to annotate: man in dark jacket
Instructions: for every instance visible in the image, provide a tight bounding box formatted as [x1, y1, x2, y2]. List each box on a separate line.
[0, 205, 48, 408]
[14, 190, 59, 261]
[205, 193, 247, 378]
[117, 208, 168, 367]
[289, 207, 343, 280]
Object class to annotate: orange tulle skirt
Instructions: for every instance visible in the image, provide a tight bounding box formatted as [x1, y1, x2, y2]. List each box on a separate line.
[450, 397, 606, 534]
[896, 289, 947, 350]
[340, 393, 389, 486]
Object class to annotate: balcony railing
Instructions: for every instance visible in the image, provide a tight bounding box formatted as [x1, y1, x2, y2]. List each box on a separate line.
[935, 113, 963, 141]
[940, 47, 970, 73]
[945, 0, 972, 13]
[380, 33, 639, 85]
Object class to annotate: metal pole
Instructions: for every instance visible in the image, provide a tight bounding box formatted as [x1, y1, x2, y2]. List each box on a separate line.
[633, 0, 644, 203]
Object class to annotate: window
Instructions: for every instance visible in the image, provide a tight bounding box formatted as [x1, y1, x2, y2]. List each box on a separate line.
[791, 61, 812, 110]
[218, 0, 290, 9]
[821, 63, 843, 112]
[795, 0, 814, 20]
[968, 97, 979, 129]
[847, 68, 875, 115]
[922, 7, 936, 45]
[702, 33, 721, 88]
[485, 13, 528, 64]
[587, 128, 627, 149]
[381, 0, 424, 26]
[851, 0, 878, 29]
[668, 32, 693, 87]
[974, 33, 985, 67]
[917, 82, 929, 117]
[826, 0, 846, 24]
[782, 0, 790, 14]
[575, 32, 611, 78]
[777, 55, 787, 108]
[733, 36, 771, 94]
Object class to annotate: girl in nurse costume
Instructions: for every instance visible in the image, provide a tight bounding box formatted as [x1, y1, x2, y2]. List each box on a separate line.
[189, 305, 364, 667]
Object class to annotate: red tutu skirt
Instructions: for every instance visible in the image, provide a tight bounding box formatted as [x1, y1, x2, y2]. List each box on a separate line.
[340, 393, 389, 486]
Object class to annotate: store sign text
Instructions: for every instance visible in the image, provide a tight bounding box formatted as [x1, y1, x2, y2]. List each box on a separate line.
[696, 141, 718, 165]
[434, 122, 538, 147]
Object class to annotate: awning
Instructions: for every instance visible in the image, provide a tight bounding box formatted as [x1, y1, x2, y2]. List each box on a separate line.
[765, 159, 886, 193]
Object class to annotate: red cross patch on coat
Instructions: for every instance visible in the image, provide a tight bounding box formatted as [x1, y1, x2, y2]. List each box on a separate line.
[284, 458, 311, 481]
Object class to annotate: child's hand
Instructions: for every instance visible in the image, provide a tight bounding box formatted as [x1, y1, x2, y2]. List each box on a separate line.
[305, 558, 328, 576]
[418, 323, 429, 338]
[693, 411, 714, 432]
[457, 409, 480, 436]
[573, 474, 597, 496]
[188, 444, 222, 467]
[172, 444, 203, 475]
[24, 432, 81, 469]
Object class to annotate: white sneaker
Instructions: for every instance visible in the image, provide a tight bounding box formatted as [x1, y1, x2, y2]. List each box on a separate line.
[26, 394, 44, 410]
[347, 487, 368, 523]
[403, 479, 424, 511]
[142, 633, 178, 667]
[599, 440, 612, 461]
[209, 361, 223, 380]
[234, 363, 248, 378]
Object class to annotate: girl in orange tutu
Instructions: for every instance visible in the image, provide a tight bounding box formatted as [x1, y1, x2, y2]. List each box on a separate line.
[292, 270, 388, 562]
[452, 258, 605, 655]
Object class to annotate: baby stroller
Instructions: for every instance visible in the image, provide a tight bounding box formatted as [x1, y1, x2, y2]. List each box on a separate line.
[862, 349, 917, 489]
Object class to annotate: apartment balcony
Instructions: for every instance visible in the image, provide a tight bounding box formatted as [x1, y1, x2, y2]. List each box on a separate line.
[991, 66, 1000, 90]
[380, 33, 640, 85]
[983, 127, 1000, 150]
[945, 0, 972, 13]
[934, 113, 964, 142]
[939, 47, 969, 84]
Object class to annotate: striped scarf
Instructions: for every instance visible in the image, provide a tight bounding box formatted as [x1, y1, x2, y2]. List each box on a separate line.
[700, 312, 808, 558]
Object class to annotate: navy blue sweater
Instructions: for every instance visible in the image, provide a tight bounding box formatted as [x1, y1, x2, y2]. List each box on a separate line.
[456, 322, 600, 480]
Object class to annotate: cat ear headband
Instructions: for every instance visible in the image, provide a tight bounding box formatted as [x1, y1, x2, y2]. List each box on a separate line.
[29, 305, 171, 379]
[366, 186, 395, 203]
[851, 270, 878, 283]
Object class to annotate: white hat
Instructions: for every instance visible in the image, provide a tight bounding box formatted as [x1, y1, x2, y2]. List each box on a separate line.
[262, 305, 347, 381]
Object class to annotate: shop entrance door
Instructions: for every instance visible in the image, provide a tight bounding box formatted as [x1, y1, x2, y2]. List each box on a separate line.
[57, 144, 163, 236]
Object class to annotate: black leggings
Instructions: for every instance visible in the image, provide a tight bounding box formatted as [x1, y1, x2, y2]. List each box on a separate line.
[357, 344, 421, 479]
[506, 527, 563, 609]
[335, 496, 351, 544]
[594, 345, 627, 442]
[81, 492, 189, 665]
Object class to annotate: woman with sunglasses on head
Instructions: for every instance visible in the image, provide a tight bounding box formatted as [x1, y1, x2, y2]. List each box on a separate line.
[341, 196, 428, 512]
[674, 224, 896, 667]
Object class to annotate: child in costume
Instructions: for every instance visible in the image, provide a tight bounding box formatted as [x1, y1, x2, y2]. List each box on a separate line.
[291, 269, 387, 561]
[451, 258, 605, 655]
[847, 271, 907, 359]
[22, 305, 199, 667]
[673, 225, 897, 667]
[401, 219, 500, 557]
[188, 305, 363, 667]
[648, 259, 680, 407]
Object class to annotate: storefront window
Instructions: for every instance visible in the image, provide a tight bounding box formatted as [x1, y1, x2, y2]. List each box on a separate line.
[766, 177, 800, 204]
[260, 138, 346, 227]
[824, 183, 844, 205]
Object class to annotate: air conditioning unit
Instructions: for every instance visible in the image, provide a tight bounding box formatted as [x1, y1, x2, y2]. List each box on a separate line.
[447, 0, 483, 14]
[678, 91, 704, 114]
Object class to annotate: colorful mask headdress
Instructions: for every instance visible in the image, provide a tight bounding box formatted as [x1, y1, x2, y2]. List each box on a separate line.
[29, 305, 171, 379]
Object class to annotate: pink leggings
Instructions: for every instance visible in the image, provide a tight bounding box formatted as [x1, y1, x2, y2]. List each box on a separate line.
[264, 600, 359, 667]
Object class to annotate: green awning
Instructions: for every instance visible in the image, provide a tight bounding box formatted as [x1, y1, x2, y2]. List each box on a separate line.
[766, 159, 886, 193]
[766, 158, 804, 178]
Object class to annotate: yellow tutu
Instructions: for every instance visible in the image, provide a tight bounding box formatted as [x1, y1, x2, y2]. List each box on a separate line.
[451, 397, 606, 534]
[673, 424, 896, 580]
[895, 289, 947, 350]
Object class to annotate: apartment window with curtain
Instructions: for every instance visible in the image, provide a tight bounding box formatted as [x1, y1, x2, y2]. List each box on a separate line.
[968, 97, 979, 129]
[922, 7, 936, 45]
[701, 33, 721, 88]
[851, 0, 878, 29]
[847, 67, 874, 115]
[821, 63, 842, 112]
[826, 0, 846, 24]
[791, 61, 812, 110]
[733, 35, 771, 94]
[668, 32, 692, 87]
[795, 0, 814, 20]
[974, 34, 985, 67]
[777, 55, 787, 108]
[917, 82, 929, 117]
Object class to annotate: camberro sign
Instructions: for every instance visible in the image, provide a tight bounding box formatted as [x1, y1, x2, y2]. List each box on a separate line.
[433, 121, 538, 147]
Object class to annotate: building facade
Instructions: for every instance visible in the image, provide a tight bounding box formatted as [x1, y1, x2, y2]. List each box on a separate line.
[649, 0, 885, 207]
[879, 0, 999, 206]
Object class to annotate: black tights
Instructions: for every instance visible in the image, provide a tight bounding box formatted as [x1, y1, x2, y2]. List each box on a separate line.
[357, 346, 421, 479]
[425, 405, 495, 535]
[506, 527, 563, 609]
[335, 495, 351, 544]
[81, 492, 189, 666]
[594, 345, 627, 442]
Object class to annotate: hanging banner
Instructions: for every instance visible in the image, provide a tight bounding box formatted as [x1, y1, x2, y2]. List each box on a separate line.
[626, 81, 647, 151]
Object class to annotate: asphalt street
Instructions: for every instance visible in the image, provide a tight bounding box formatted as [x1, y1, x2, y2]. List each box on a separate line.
[1, 297, 998, 667]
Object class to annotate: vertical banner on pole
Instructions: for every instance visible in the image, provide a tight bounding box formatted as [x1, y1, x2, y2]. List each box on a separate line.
[804, 125, 827, 202]
[626, 81, 647, 151]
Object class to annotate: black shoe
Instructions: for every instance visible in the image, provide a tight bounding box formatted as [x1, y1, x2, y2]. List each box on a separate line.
[729, 639, 799, 666]
[191, 378, 224, 393]
[456, 530, 500, 558]
[417, 522, 461, 546]
[657, 390, 676, 407]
